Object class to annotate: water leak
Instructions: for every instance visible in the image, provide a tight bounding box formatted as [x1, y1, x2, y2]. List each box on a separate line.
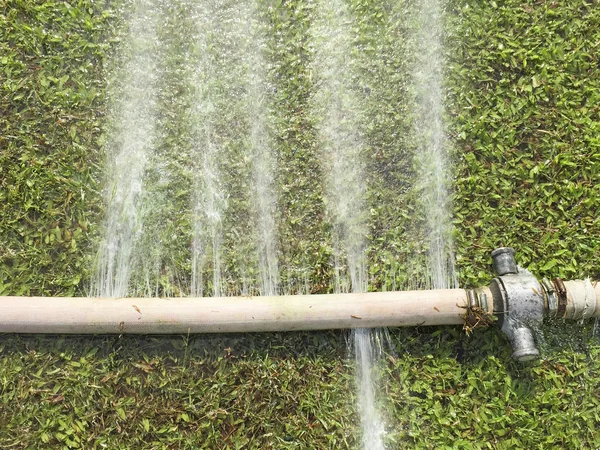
[92, 0, 161, 298]
[351, 328, 390, 450]
[412, 0, 457, 290]
[311, 0, 367, 295]
[243, 2, 280, 296]
[310, 0, 386, 447]
[186, 0, 278, 297]
[187, 0, 227, 298]
[91, 0, 459, 446]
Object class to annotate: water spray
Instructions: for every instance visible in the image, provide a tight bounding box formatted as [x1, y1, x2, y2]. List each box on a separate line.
[1, 248, 597, 362]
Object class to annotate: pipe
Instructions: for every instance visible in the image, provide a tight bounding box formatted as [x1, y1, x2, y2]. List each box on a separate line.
[563, 279, 597, 321]
[489, 248, 548, 361]
[0, 249, 597, 364]
[489, 270, 544, 362]
[0, 289, 492, 334]
[596, 281, 600, 316]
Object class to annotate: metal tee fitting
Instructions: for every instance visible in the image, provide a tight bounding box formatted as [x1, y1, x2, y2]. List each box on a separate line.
[489, 248, 544, 362]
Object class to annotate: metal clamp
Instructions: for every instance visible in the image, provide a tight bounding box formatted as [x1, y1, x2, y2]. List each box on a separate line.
[554, 278, 567, 319]
[541, 278, 558, 319]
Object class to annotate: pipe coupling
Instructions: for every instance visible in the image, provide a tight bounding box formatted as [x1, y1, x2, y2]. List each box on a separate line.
[489, 248, 544, 362]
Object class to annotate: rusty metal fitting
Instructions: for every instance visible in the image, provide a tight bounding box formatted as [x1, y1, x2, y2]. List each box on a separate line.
[553, 278, 568, 319]
[541, 278, 558, 319]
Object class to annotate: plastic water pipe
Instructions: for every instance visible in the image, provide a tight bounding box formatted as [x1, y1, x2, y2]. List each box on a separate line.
[0, 288, 479, 334]
[0, 248, 598, 362]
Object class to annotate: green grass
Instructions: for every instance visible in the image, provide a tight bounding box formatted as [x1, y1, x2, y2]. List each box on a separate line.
[1, 0, 600, 448]
[0, 0, 114, 295]
[1, 329, 598, 449]
[0, 332, 356, 449]
[447, 0, 600, 286]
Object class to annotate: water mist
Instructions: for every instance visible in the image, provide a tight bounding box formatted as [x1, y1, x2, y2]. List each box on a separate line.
[311, 0, 386, 448]
[92, 0, 161, 298]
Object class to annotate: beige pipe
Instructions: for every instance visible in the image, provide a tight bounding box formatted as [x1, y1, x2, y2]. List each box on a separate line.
[594, 280, 600, 318]
[563, 279, 599, 320]
[0, 289, 486, 334]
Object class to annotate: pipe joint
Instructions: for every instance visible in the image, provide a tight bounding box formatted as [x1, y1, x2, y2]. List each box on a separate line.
[489, 248, 544, 362]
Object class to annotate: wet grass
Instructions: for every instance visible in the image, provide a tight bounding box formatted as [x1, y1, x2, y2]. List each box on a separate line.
[1, 0, 600, 448]
[0, 332, 355, 449]
[1, 329, 598, 448]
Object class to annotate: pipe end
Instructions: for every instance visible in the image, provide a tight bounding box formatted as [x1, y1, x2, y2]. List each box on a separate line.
[512, 347, 540, 362]
[491, 247, 517, 276]
[509, 326, 540, 362]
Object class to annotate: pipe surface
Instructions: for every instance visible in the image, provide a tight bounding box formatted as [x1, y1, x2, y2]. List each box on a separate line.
[595, 281, 600, 317]
[564, 279, 597, 320]
[0, 289, 482, 334]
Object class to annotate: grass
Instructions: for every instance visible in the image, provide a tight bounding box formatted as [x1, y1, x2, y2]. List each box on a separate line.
[0, 332, 356, 449]
[1, 0, 600, 448]
[1, 328, 598, 448]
